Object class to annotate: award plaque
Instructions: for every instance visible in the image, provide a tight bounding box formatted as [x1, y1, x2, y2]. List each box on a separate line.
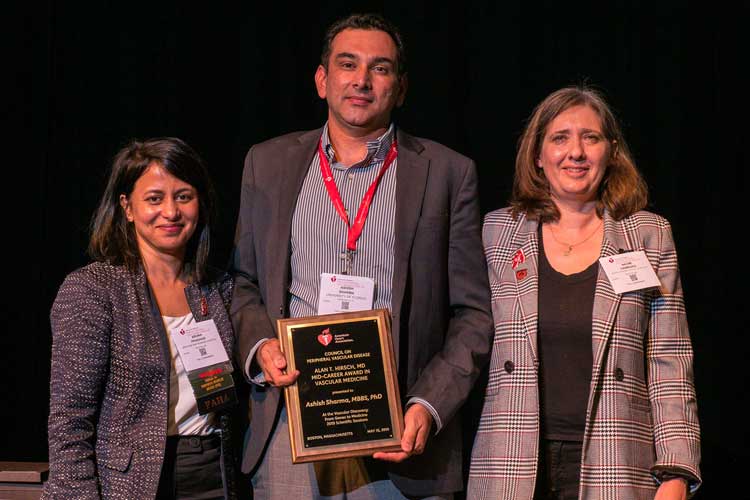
[277, 309, 404, 463]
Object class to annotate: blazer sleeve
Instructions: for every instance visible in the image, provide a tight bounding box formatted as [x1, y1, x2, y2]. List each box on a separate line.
[44, 269, 112, 500]
[647, 219, 702, 492]
[230, 145, 276, 375]
[406, 159, 494, 426]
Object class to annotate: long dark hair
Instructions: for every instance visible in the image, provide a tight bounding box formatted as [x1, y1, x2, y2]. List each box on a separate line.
[88, 137, 216, 283]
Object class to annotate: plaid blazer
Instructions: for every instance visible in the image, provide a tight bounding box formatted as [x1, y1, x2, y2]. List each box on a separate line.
[468, 208, 701, 500]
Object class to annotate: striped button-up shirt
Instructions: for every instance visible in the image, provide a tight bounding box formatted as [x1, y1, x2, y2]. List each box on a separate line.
[289, 123, 397, 318]
[289, 123, 441, 429]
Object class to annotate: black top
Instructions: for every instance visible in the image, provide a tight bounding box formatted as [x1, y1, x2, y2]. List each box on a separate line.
[537, 227, 598, 441]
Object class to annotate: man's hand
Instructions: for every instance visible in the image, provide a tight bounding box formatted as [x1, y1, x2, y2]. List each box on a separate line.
[256, 339, 299, 387]
[654, 478, 688, 500]
[372, 403, 433, 463]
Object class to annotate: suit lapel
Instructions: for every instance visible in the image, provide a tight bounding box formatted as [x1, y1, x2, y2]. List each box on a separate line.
[129, 268, 176, 427]
[584, 212, 630, 446]
[391, 130, 429, 333]
[272, 129, 321, 313]
[590, 211, 630, 375]
[510, 214, 541, 364]
[139, 269, 172, 370]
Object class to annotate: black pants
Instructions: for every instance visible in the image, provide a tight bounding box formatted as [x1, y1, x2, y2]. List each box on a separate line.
[156, 434, 225, 500]
[533, 440, 583, 500]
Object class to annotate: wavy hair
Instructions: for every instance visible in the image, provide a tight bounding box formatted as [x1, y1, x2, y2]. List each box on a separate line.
[511, 85, 648, 221]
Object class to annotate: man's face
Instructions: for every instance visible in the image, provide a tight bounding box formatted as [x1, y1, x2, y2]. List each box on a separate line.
[315, 28, 407, 134]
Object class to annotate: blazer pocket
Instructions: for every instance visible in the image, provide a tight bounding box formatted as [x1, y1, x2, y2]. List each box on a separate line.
[627, 395, 654, 429]
[628, 395, 652, 413]
[98, 445, 133, 472]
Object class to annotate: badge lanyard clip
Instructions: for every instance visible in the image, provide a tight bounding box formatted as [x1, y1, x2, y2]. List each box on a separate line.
[340, 249, 356, 275]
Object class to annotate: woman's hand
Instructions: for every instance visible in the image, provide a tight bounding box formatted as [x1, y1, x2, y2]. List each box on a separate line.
[654, 478, 687, 500]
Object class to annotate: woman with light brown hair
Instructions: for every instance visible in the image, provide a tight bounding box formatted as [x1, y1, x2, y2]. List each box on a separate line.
[468, 86, 701, 499]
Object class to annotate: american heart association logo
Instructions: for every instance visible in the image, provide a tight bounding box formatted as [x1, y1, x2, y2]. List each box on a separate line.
[317, 328, 333, 346]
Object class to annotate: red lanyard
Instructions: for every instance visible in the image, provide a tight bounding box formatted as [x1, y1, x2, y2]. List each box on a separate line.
[318, 139, 398, 253]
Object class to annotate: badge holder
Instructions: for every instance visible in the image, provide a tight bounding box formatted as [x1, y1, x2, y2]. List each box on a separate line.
[170, 319, 239, 414]
[188, 361, 238, 414]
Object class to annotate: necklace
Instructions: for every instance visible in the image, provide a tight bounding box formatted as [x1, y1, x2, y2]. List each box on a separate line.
[547, 219, 603, 256]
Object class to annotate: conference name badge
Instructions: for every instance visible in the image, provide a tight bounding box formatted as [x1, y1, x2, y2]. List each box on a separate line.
[318, 273, 375, 315]
[599, 251, 661, 294]
[170, 319, 238, 414]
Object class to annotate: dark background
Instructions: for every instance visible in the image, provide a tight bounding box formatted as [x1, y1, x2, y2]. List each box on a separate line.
[9, 2, 746, 497]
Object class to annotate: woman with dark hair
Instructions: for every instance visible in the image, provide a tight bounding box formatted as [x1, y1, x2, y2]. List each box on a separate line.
[468, 87, 701, 500]
[43, 138, 238, 499]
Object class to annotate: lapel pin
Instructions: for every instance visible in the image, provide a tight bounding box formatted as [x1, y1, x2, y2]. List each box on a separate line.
[200, 296, 208, 317]
[512, 249, 526, 270]
[516, 268, 528, 281]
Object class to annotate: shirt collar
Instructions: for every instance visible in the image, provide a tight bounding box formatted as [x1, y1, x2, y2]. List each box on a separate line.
[321, 122, 396, 169]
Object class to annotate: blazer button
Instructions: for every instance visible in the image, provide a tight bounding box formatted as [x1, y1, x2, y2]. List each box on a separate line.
[504, 361, 515, 374]
[614, 368, 625, 381]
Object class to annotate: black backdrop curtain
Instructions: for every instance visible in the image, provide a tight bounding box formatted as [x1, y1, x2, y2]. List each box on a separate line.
[10, 2, 746, 497]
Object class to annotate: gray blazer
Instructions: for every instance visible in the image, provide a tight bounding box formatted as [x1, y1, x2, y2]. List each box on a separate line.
[43, 262, 235, 499]
[468, 208, 701, 499]
[231, 127, 493, 496]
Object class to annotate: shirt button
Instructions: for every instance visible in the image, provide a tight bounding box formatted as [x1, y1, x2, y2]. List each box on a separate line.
[347, 172, 355, 180]
[504, 360, 515, 374]
[615, 368, 625, 381]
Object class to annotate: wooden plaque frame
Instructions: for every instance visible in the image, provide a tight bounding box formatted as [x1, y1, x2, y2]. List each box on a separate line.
[277, 309, 404, 463]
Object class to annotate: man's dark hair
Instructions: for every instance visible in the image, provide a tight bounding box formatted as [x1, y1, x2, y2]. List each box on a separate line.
[321, 13, 407, 76]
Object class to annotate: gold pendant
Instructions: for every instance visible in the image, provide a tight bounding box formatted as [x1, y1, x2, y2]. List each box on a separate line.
[563, 246, 572, 256]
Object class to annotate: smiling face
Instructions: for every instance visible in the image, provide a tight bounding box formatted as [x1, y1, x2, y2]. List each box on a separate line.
[315, 28, 407, 134]
[119, 162, 199, 260]
[538, 105, 613, 205]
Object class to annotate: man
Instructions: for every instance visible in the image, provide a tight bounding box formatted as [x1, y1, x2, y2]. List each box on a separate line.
[231, 13, 492, 499]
